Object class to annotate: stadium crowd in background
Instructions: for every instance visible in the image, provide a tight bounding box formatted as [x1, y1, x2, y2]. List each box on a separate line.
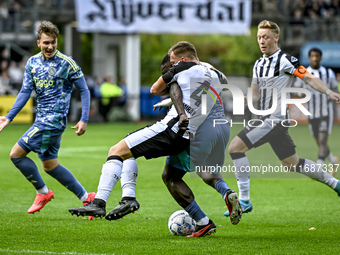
[0, 48, 26, 95]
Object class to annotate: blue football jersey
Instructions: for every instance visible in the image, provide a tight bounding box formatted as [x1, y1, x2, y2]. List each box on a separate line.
[22, 50, 84, 129]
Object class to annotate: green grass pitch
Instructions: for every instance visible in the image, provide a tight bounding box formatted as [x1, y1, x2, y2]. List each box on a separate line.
[0, 122, 339, 255]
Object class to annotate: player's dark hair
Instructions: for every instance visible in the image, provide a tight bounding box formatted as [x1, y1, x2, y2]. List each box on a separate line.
[169, 41, 199, 62]
[37, 21, 59, 40]
[161, 54, 172, 74]
[308, 48, 322, 57]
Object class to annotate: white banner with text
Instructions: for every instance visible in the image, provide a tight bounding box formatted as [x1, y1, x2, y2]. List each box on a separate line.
[76, 0, 252, 35]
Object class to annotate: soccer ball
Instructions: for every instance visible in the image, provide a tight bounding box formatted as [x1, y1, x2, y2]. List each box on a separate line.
[168, 210, 196, 236]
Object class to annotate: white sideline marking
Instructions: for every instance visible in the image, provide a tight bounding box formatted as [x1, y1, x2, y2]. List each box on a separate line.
[0, 248, 114, 255]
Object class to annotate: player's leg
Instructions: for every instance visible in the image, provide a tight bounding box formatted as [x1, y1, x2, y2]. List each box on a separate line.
[38, 130, 96, 217]
[228, 136, 253, 214]
[193, 118, 242, 224]
[162, 163, 216, 237]
[226, 120, 280, 216]
[271, 129, 340, 197]
[10, 125, 55, 213]
[43, 158, 94, 204]
[323, 116, 338, 173]
[69, 139, 133, 217]
[310, 119, 329, 165]
[10, 143, 47, 192]
[281, 154, 340, 196]
[105, 157, 140, 221]
[316, 131, 328, 164]
[69, 120, 189, 217]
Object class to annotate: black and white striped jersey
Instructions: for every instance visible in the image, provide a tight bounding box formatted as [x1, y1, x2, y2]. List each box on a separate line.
[162, 61, 224, 135]
[296, 66, 337, 119]
[252, 49, 301, 120]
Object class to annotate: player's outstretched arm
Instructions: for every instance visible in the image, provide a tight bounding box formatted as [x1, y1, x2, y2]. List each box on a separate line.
[302, 73, 340, 103]
[0, 117, 10, 133]
[71, 121, 87, 136]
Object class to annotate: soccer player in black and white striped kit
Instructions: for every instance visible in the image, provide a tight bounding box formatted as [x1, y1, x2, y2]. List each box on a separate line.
[295, 48, 339, 170]
[225, 20, 340, 217]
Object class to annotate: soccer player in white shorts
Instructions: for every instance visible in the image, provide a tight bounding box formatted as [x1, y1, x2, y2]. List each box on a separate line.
[225, 20, 340, 218]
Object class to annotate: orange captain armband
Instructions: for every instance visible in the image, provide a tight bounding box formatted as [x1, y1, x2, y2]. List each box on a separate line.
[293, 65, 309, 79]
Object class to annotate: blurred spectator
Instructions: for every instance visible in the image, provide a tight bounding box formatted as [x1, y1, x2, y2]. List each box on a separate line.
[290, 8, 305, 36]
[51, 0, 65, 10]
[0, 59, 10, 95]
[0, 1, 9, 31]
[0, 74, 10, 95]
[8, 61, 23, 91]
[7, 1, 21, 32]
[99, 76, 124, 122]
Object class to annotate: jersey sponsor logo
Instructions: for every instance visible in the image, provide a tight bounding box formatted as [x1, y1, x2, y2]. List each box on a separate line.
[22, 137, 29, 143]
[33, 77, 54, 88]
[291, 56, 298, 62]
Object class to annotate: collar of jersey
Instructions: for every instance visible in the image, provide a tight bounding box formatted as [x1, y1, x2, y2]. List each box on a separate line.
[40, 50, 58, 61]
[263, 48, 281, 59]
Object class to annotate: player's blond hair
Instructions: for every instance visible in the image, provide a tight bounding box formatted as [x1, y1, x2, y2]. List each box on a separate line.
[168, 41, 199, 62]
[37, 21, 59, 40]
[258, 20, 280, 35]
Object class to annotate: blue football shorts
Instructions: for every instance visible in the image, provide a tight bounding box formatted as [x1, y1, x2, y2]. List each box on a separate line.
[166, 116, 230, 173]
[17, 123, 63, 161]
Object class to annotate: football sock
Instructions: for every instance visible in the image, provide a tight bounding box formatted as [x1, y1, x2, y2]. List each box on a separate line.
[214, 179, 230, 199]
[317, 153, 326, 165]
[46, 164, 86, 199]
[231, 153, 250, 201]
[196, 216, 209, 226]
[11, 157, 46, 190]
[80, 192, 89, 202]
[121, 157, 138, 198]
[297, 158, 338, 189]
[316, 159, 325, 165]
[184, 200, 206, 223]
[327, 152, 337, 164]
[37, 185, 49, 195]
[96, 156, 123, 202]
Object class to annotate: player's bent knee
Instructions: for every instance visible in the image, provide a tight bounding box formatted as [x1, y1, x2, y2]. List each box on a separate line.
[108, 140, 132, 160]
[228, 136, 248, 154]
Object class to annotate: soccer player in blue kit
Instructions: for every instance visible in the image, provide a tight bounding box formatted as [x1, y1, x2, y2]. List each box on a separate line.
[0, 21, 95, 214]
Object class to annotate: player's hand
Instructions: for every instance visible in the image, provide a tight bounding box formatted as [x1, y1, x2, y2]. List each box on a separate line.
[153, 98, 173, 111]
[0, 116, 10, 133]
[329, 91, 340, 104]
[71, 121, 87, 136]
[178, 113, 189, 130]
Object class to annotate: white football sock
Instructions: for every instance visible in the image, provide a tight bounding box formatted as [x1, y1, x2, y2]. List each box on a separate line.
[96, 159, 123, 202]
[196, 216, 209, 226]
[234, 156, 251, 201]
[327, 152, 336, 164]
[121, 157, 138, 198]
[37, 185, 49, 195]
[80, 192, 89, 202]
[316, 159, 325, 165]
[301, 159, 338, 189]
